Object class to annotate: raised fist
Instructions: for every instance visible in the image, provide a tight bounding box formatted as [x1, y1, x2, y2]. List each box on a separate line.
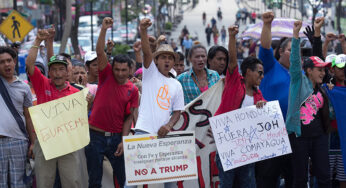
[157, 35, 166, 44]
[338, 34, 345, 43]
[47, 25, 56, 41]
[102, 17, 113, 30]
[106, 39, 115, 52]
[140, 18, 152, 31]
[36, 29, 50, 42]
[314, 17, 324, 29]
[228, 25, 239, 36]
[133, 41, 142, 52]
[262, 12, 274, 24]
[326, 33, 337, 42]
[293, 20, 302, 38]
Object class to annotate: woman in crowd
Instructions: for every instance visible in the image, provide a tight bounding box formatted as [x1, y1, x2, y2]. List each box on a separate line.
[286, 20, 331, 188]
[177, 44, 220, 104]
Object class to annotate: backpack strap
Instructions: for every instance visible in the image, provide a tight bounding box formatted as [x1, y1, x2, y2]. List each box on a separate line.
[0, 78, 27, 137]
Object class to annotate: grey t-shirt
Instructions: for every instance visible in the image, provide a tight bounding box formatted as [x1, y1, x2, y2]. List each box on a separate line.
[0, 76, 32, 140]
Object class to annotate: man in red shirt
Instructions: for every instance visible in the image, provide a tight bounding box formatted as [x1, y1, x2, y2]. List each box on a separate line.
[26, 29, 85, 188]
[85, 17, 139, 188]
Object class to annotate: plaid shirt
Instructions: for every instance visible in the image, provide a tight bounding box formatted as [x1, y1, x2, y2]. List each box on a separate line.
[177, 68, 220, 104]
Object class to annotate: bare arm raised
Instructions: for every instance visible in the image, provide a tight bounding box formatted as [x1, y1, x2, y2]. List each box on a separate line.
[26, 29, 49, 76]
[96, 17, 113, 71]
[323, 33, 336, 59]
[339, 34, 346, 54]
[133, 41, 143, 64]
[139, 18, 153, 68]
[227, 26, 239, 74]
[293, 20, 302, 39]
[260, 12, 274, 49]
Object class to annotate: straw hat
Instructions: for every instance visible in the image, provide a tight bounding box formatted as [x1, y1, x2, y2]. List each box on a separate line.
[153, 44, 179, 62]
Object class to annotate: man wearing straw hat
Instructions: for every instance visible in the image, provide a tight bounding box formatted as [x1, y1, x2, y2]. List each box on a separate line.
[134, 18, 184, 138]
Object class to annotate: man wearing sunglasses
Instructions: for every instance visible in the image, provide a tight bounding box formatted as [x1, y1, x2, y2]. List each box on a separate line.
[25, 29, 85, 187]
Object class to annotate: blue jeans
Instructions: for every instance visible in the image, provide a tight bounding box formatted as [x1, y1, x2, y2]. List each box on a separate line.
[216, 153, 256, 188]
[85, 130, 125, 188]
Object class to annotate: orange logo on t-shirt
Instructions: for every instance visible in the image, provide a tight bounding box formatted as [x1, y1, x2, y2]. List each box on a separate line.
[157, 85, 171, 110]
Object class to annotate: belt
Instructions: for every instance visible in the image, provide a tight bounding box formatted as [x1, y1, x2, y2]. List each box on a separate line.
[90, 129, 121, 137]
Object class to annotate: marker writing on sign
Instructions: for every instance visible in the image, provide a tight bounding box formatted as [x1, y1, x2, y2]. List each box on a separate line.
[40, 97, 83, 120]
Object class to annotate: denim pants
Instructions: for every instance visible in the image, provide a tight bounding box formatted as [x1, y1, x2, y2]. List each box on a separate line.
[290, 134, 331, 188]
[85, 130, 125, 188]
[216, 153, 256, 188]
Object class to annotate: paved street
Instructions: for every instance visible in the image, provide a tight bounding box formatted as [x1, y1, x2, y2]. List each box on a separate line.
[170, 0, 239, 49]
[170, 0, 335, 52]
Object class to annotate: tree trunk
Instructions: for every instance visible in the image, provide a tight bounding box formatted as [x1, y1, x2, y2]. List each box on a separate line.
[71, 2, 82, 56]
[59, 0, 72, 54]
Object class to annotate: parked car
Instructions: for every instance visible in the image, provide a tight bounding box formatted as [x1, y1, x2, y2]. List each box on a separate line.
[106, 30, 123, 43]
[78, 37, 92, 52]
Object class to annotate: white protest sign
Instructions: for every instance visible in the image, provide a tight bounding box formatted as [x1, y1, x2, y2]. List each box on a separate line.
[123, 131, 198, 185]
[209, 100, 292, 171]
[29, 89, 90, 160]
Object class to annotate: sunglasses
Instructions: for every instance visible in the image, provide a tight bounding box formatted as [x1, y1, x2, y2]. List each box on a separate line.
[258, 70, 264, 76]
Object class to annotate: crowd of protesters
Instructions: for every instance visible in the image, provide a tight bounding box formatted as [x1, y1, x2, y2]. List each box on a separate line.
[1, 8, 346, 188]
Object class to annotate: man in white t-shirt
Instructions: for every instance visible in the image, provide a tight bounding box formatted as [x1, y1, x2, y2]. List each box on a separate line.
[134, 18, 184, 137]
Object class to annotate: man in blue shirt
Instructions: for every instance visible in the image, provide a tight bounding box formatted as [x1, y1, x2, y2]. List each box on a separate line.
[182, 35, 193, 66]
[256, 12, 293, 188]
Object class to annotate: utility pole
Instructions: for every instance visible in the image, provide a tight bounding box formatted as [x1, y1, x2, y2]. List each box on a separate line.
[91, 1, 94, 51]
[294, 0, 297, 19]
[111, 0, 113, 41]
[125, 0, 128, 43]
[13, 0, 17, 10]
[59, 0, 63, 41]
[153, 0, 156, 37]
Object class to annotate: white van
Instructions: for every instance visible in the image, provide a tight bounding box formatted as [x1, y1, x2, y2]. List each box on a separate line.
[79, 15, 99, 34]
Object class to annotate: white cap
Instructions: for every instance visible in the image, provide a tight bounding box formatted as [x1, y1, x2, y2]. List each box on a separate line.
[332, 54, 346, 68]
[325, 54, 337, 63]
[84, 51, 97, 65]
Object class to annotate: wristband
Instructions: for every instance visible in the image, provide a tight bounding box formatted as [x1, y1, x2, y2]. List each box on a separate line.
[31, 45, 39, 49]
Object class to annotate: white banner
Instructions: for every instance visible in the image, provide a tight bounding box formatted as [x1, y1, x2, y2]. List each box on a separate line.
[123, 131, 198, 186]
[209, 101, 292, 171]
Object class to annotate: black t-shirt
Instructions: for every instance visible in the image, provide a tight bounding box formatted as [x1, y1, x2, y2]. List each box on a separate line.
[300, 88, 325, 137]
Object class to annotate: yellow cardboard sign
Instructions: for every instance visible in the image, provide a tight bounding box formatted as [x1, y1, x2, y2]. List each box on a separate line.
[0, 10, 34, 42]
[29, 89, 90, 160]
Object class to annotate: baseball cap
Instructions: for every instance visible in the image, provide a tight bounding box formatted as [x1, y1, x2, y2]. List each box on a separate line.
[47, 55, 68, 67]
[303, 56, 331, 70]
[325, 54, 337, 63]
[332, 54, 346, 69]
[84, 51, 97, 65]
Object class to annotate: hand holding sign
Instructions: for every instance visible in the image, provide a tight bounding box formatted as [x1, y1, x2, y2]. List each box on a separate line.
[209, 101, 291, 171]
